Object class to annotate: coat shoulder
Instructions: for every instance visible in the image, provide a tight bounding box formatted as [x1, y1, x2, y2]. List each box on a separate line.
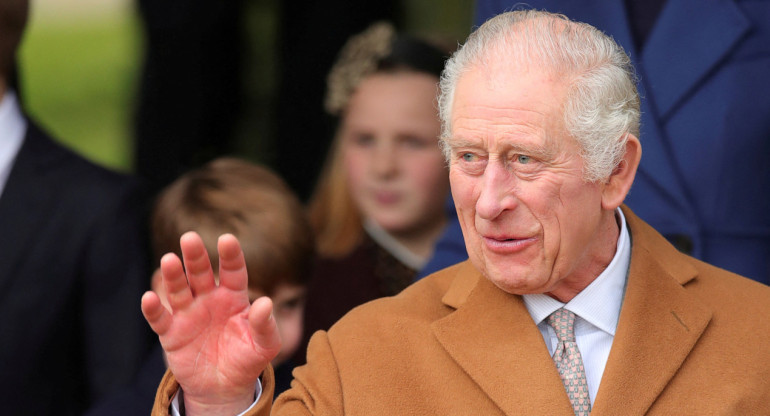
[687, 256, 770, 317]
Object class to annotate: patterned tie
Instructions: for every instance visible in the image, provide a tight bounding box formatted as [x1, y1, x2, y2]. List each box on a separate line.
[547, 308, 591, 416]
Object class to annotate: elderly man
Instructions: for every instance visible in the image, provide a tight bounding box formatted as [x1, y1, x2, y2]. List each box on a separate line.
[143, 10, 770, 416]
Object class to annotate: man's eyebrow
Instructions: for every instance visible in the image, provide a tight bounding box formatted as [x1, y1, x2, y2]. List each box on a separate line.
[444, 137, 480, 149]
[507, 142, 555, 159]
[445, 137, 555, 159]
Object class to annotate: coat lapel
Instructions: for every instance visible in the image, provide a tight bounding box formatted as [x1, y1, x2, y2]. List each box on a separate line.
[592, 209, 712, 415]
[432, 264, 574, 415]
[642, 0, 749, 119]
[0, 123, 58, 291]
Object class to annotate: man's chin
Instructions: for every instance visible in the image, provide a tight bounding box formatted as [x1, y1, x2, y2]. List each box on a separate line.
[482, 269, 550, 296]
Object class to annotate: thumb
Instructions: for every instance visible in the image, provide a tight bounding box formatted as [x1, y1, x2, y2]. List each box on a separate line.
[249, 296, 282, 360]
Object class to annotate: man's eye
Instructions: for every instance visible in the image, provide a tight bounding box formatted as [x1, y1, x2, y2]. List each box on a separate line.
[517, 155, 531, 164]
[462, 153, 477, 162]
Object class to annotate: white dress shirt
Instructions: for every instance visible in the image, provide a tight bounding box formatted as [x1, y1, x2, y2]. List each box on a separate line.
[522, 208, 631, 403]
[172, 386, 260, 416]
[0, 91, 27, 198]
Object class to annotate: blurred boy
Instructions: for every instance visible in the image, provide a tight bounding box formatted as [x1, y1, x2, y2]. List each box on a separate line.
[86, 157, 314, 414]
[150, 157, 313, 369]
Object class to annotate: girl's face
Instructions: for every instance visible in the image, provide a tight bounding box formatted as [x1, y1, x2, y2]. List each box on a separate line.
[340, 72, 449, 239]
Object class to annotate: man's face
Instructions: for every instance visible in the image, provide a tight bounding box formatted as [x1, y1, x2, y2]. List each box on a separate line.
[447, 64, 617, 301]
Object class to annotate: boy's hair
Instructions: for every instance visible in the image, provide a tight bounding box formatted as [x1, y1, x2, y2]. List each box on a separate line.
[151, 157, 314, 295]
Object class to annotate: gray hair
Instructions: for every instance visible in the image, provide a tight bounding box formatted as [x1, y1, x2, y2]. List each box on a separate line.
[438, 10, 640, 182]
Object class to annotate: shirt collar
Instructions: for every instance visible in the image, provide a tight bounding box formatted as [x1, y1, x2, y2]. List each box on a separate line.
[523, 208, 631, 336]
[0, 90, 27, 197]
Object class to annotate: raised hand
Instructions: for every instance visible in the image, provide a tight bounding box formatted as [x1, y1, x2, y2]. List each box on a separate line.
[141, 232, 281, 415]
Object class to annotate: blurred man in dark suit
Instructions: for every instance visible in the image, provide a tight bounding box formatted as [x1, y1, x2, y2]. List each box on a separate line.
[0, 1, 152, 414]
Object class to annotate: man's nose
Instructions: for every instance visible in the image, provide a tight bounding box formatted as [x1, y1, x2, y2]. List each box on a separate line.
[475, 160, 517, 220]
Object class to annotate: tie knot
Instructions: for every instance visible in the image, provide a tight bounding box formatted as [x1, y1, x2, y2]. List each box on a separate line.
[547, 308, 577, 343]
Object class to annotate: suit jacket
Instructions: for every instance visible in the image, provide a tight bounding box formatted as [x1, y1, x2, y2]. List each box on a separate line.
[473, 0, 770, 285]
[0, 121, 153, 415]
[153, 207, 770, 414]
[84, 345, 167, 416]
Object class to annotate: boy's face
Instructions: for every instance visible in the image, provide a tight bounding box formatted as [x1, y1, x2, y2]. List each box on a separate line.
[152, 269, 306, 367]
[249, 283, 306, 366]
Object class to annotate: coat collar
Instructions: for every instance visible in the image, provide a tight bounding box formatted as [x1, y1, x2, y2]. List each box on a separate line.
[533, 0, 750, 119]
[432, 263, 575, 415]
[631, 0, 748, 224]
[641, 0, 749, 119]
[593, 208, 712, 415]
[432, 207, 712, 414]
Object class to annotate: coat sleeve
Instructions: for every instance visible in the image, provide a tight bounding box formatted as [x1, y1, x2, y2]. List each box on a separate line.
[150, 366, 277, 416]
[270, 330, 345, 415]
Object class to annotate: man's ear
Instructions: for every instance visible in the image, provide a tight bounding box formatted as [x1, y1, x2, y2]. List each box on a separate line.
[601, 133, 641, 210]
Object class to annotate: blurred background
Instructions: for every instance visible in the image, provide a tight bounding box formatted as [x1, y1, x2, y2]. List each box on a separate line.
[18, 0, 474, 198]
[19, 0, 139, 171]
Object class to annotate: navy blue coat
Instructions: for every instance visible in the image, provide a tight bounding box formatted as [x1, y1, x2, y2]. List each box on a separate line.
[0, 121, 153, 414]
[426, 0, 770, 284]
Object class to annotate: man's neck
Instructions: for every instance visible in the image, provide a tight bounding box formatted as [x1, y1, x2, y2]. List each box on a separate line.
[545, 209, 623, 303]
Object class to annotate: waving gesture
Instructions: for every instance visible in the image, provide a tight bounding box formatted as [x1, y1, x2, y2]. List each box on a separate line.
[141, 232, 281, 415]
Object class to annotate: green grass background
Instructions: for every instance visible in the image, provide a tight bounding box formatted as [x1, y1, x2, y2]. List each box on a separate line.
[19, 8, 141, 172]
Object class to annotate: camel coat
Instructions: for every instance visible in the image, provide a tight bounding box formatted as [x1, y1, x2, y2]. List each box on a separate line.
[153, 207, 770, 414]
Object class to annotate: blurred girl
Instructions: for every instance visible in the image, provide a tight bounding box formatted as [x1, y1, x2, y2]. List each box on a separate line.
[301, 22, 452, 357]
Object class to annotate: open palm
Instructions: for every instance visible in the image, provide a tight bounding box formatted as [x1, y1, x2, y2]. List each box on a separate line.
[142, 232, 281, 413]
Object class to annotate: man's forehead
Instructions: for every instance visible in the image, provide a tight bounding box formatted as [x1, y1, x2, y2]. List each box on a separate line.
[451, 65, 567, 128]
[449, 109, 549, 140]
[476, 35, 563, 76]
[454, 51, 566, 104]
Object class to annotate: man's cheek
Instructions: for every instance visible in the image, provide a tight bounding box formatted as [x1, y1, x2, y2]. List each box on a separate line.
[450, 178, 477, 207]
